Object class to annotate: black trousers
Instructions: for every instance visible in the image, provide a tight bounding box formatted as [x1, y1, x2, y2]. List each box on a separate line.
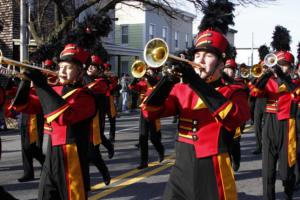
[228, 136, 241, 168]
[21, 142, 45, 177]
[88, 144, 109, 179]
[38, 140, 88, 200]
[163, 142, 237, 200]
[254, 98, 266, 151]
[139, 112, 164, 164]
[262, 113, 295, 200]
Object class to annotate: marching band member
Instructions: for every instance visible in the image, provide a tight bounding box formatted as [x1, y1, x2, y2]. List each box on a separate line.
[129, 67, 165, 169]
[223, 58, 243, 172]
[249, 26, 298, 200]
[11, 44, 95, 200]
[103, 63, 118, 142]
[83, 54, 113, 185]
[142, 1, 249, 199]
[251, 45, 269, 154]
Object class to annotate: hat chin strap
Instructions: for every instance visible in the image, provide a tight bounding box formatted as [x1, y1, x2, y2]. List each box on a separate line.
[205, 61, 221, 83]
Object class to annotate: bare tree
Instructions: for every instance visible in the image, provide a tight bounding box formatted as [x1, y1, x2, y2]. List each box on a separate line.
[26, 0, 277, 47]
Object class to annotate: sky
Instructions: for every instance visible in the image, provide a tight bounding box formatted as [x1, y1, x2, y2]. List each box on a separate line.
[189, 0, 300, 65]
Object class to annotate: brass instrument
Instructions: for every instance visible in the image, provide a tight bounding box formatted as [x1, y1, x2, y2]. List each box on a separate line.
[131, 60, 147, 78]
[240, 66, 250, 78]
[143, 38, 203, 70]
[264, 53, 278, 67]
[0, 65, 28, 80]
[250, 64, 264, 78]
[0, 51, 58, 77]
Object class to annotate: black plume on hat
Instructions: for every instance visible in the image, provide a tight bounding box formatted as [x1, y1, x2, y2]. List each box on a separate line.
[258, 45, 269, 61]
[226, 45, 237, 59]
[271, 25, 291, 51]
[31, 14, 112, 64]
[198, 0, 235, 35]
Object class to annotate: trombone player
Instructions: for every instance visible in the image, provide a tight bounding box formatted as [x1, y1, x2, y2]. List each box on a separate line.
[129, 60, 165, 169]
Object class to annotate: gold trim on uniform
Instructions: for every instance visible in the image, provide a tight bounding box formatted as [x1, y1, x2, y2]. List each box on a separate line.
[46, 104, 70, 123]
[217, 153, 237, 200]
[29, 114, 38, 144]
[288, 118, 296, 167]
[193, 98, 207, 110]
[178, 133, 193, 139]
[179, 125, 193, 131]
[64, 144, 86, 200]
[92, 111, 101, 145]
[278, 84, 287, 93]
[218, 102, 233, 120]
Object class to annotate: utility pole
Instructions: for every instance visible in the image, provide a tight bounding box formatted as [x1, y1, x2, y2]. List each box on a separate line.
[251, 32, 254, 66]
[20, 0, 28, 62]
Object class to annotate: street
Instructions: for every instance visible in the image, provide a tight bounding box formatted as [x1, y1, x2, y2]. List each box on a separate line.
[1, 111, 300, 200]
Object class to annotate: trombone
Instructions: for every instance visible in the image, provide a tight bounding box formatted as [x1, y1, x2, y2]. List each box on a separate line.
[131, 60, 147, 78]
[0, 51, 58, 77]
[143, 38, 203, 70]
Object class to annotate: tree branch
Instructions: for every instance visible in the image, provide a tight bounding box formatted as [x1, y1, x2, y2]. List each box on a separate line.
[52, 0, 68, 17]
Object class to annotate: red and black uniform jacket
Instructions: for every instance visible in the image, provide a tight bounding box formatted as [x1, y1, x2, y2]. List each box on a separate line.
[129, 79, 148, 102]
[83, 76, 108, 145]
[249, 76, 298, 120]
[142, 79, 250, 158]
[13, 85, 96, 146]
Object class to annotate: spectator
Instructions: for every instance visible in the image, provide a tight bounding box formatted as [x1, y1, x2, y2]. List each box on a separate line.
[120, 73, 130, 112]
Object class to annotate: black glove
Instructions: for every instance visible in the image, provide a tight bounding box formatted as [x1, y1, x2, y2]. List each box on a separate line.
[144, 75, 179, 106]
[255, 70, 273, 89]
[24, 69, 66, 115]
[130, 78, 139, 86]
[144, 74, 158, 87]
[173, 62, 199, 84]
[23, 69, 47, 88]
[273, 65, 296, 92]
[10, 80, 30, 106]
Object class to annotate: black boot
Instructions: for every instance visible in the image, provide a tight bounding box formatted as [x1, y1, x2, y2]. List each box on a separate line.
[137, 163, 148, 170]
[18, 174, 34, 182]
[102, 171, 111, 186]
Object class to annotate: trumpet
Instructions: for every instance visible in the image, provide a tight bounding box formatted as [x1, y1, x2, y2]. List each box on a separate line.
[240, 66, 250, 78]
[131, 60, 147, 78]
[143, 38, 203, 71]
[264, 53, 278, 68]
[0, 51, 58, 77]
[250, 64, 264, 78]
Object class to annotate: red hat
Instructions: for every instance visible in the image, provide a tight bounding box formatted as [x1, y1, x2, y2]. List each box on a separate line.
[60, 44, 90, 65]
[225, 59, 237, 69]
[103, 63, 111, 70]
[194, 29, 229, 58]
[91, 55, 103, 66]
[276, 51, 294, 64]
[44, 59, 54, 67]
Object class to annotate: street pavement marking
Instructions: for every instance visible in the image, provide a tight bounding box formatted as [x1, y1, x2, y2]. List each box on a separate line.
[243, 125, 254, 133]
[89, 156, 175, 200]
[90, 155, 174, 191]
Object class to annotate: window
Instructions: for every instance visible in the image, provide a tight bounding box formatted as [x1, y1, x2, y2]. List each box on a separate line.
[121, 61, 129, 74]
[149, 24, 155, 39]
[175, 31, 179, 48]
[121, 25, 128, 44]
[185, 33, 189, 48]
[162, 27, 167, 42]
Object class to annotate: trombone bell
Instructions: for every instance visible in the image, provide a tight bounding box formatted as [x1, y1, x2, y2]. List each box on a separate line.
[131, 60, 147, 78]
[144, 38, 169, 68]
